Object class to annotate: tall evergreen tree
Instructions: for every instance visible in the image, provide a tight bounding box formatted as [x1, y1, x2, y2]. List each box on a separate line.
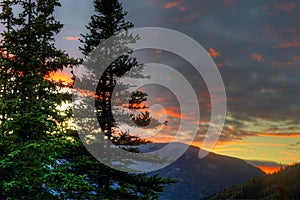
[0, 0, 79, 140]
[0, 0, 93, 198]
[76, 0, 175, 198]
[80, 0, 152, 142]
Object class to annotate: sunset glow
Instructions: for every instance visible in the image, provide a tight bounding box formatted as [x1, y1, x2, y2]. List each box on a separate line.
[46, 71, 73, 83]
[256, 166, 282, 174]
[47, 0, 300, 170]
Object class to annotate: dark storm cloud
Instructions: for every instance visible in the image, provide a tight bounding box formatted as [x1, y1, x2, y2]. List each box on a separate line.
[119, 0, 300, 137]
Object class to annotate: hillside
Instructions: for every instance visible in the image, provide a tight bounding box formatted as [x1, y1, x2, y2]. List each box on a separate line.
[140, 143, 265, 199]
[207, 163, 300, 200]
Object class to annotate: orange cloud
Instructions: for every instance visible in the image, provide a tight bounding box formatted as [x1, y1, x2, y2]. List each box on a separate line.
[208, 47, 221, 58]
[251, 53, 265, 63]
[155, 97, 165, 102]
[215, 140, 286, 147]
[165, 107, 182, 119]
[276, 2, 299, 12]
[277, 35, 300, 48]
[150, 105, 196, 121]
[257, 133, 300, 139]
[65, 36, 81, 41]
[164, 0, 188, 12]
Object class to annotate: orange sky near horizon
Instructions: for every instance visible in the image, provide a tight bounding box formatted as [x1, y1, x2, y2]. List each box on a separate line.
[47, 70, 73, 83]
[53, 69, 300, 172]
[256, 166, 282, 174]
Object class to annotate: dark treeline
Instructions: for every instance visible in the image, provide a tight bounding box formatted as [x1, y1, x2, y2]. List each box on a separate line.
[207, 163, 300, 200]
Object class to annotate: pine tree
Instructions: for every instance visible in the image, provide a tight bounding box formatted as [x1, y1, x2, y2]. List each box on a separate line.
[76, 0, 175, 198]
[0, 0, 93, 198]
[80, 0, 150, 142]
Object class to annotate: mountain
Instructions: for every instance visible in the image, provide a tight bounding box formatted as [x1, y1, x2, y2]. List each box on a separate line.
[140, 143, 265, 199]
[207, 163, 300, 200]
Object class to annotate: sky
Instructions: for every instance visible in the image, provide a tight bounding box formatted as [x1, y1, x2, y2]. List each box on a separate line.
[2, 0, 300, 173]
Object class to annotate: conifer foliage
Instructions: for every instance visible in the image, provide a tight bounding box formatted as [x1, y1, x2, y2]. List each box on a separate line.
[76, 0, 175, 198]
[0, 0, 94, 198]
[0, 0, 174, 199]
[208, 163, 300, 200]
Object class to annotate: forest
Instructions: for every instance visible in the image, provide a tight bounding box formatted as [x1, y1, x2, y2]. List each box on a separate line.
[207, 163, 300, 200]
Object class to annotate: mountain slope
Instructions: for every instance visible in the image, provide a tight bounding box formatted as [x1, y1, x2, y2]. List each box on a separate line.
[207, 163, 300, 200]
[141, 143, 265, 199]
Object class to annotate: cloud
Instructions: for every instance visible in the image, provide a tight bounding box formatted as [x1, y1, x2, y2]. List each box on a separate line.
[164, 0, 188, 12]
[251, 53, 265, 63]
[148, 104, 183, 120]
[65, 36, 81, 41]
[208, 47, 221, 58]
[117, 0, 300, 165]
[290, 141, 300, 147]
[287, 141, 300, 150]
[277, 34, 300, 48]
[276, 2, 299, 12]
[195, 117, 258, 143]
[257, 133, 300, 138]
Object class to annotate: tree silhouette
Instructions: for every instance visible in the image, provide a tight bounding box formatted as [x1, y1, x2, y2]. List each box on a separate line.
[79, 0, 161, 144]
[76, 0, 175, 198]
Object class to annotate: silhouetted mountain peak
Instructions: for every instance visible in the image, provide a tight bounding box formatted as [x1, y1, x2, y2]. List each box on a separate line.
[141, 143, 265, 199]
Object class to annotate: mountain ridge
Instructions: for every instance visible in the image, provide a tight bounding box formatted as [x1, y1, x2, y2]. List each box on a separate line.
[139, 143, 265, 199]
[207, 163, 300, 200]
